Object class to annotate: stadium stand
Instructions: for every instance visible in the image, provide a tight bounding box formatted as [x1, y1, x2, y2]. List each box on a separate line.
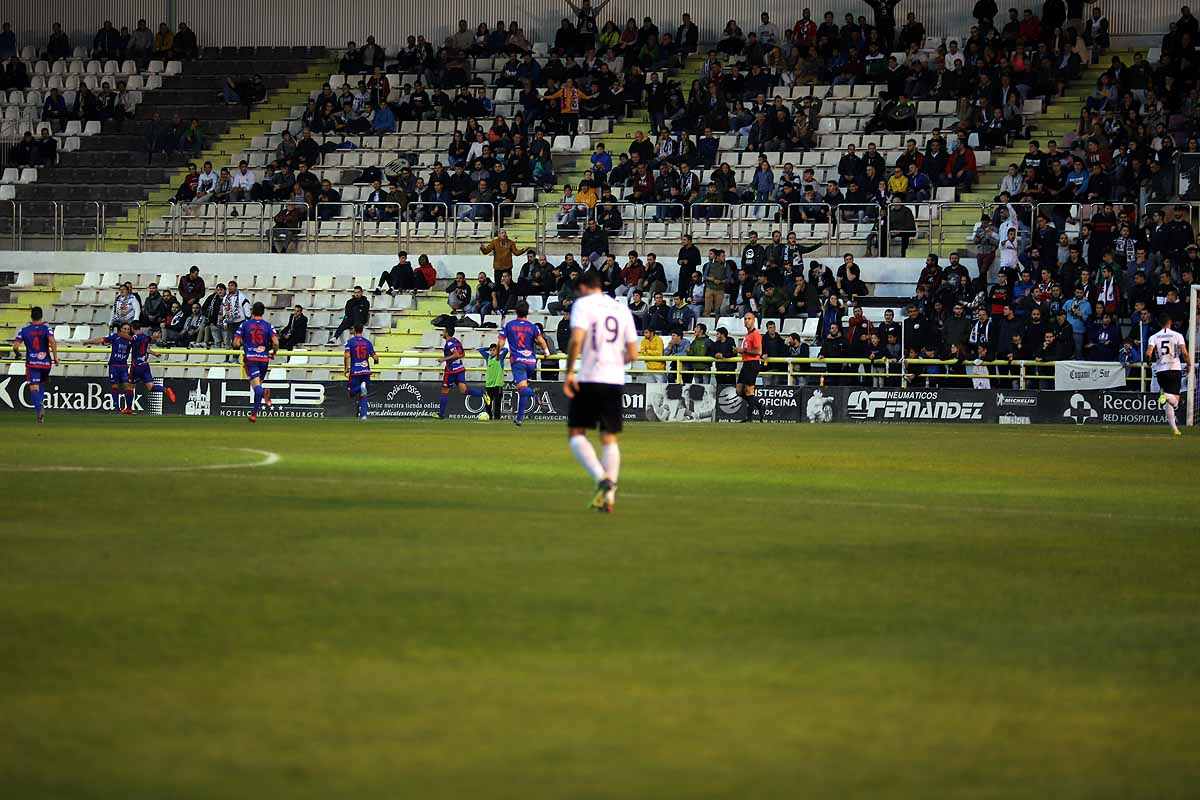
[1, 20, 331, 244]
[1, 4, 1197, 390]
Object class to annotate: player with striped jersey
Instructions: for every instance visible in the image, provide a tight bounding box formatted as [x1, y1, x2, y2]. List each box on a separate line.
[1147, 313, 1193, 436]
[129, 321, 177, 409]
[563, 271, 638, 513]
[84, 323, 137, 414]
[498, 300, 548, 426]
[434, 323, 486, 419]
[12, 307, 59, 424]
[233, 302, 278, 423]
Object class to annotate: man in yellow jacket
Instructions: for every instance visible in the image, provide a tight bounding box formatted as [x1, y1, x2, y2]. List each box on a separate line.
[480, 229, 532, 284]
[639, 327, 665, 383]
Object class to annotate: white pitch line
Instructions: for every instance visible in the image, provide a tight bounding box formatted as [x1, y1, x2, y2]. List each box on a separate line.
[0, 448, 280, 473]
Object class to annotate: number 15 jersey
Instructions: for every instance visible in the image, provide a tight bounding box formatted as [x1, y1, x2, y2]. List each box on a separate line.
[569, 292, 637, 385]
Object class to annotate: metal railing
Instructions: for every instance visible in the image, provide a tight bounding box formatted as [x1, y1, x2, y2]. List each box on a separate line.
[137, 201, 183, 251]
[593, 201, 636, 245]
[638, 202, 686, 248]
[497, 201, 541, 249]
[350, 201, 400, 253]
[779, 201, 832, 228]
[3, 199, 20, 250]
[879, 203, 929, 258]
[830, 203, 880, 251]
[1142, 202, 1200, 254]
[931, 201, 986, 255]
[220, 201, 268, 253]
[0, 197, 1180, 259]
[689, 202, 737, 250]
[452, 202, 497, 240]
[1033, 201, 1098, 233]
[540, 197, 582, 234]
[3, 345, 1154, 392]
[405, 201, 449, 251]
[263, 200, 311, 254]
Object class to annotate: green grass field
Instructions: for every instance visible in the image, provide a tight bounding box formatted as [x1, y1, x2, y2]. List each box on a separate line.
[1, 416, 1198, 799]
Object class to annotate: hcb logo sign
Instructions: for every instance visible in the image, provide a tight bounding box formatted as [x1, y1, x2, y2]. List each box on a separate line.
[220, 382, 326, 406]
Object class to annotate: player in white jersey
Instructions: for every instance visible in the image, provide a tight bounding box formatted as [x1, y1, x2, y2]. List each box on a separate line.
[1147, 313, 1192, 436]
[563, 270, 639, 513]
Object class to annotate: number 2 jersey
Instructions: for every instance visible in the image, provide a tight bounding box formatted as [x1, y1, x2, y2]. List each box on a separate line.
[500, 318, 541, 367]
[568, 292, 637, 385]
[236, 318, 276, 362]
[15, 323, 53, 368]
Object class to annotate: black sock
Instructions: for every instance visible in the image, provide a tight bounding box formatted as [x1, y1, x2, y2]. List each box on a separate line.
[744, 395, 754, 420]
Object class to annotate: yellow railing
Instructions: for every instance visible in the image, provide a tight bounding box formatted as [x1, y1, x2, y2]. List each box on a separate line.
[5, 347, 1148, 389]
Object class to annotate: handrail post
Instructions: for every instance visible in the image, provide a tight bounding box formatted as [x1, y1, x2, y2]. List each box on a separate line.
[4, 200, 16, 251]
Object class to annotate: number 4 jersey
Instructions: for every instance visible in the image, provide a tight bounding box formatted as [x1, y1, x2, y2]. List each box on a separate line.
[16, 323, 53, 368]
[568, 292, 637, 385]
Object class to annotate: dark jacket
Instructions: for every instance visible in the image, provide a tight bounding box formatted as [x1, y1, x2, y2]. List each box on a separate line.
[341, 295, 370, 326]
[280, 313, 308, 348]
[201, 292, 224, 324]
[178, 274, 206, 305]
[580, 225, 609, 258]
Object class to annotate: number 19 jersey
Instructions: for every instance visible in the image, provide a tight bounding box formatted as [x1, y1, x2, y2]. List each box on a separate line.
[569, 291, 637, 385]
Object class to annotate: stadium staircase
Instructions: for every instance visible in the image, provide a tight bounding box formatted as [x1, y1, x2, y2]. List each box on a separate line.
[500, 55, 707, 248]
[0, 273, 81, 342]
[2, 48, 333, 251]
[377, 57, 708, 354]
[99, 49, 337, 251]
[936, 47, 1146, 256]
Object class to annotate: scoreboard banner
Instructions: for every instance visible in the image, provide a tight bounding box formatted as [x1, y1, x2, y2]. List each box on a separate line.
[0, 374, 1176, 426]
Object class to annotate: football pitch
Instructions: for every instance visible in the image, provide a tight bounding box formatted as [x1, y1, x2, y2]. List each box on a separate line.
[1, 416, 1198, 798]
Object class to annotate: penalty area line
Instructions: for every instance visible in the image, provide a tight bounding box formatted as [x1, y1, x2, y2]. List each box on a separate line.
[0, 448, 281, 473]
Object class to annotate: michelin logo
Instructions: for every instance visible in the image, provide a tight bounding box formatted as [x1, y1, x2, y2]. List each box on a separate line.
[996, 392, 1037, 407]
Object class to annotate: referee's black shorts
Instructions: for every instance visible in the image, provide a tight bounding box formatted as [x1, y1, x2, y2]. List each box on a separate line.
[737, 362, 761, 386]
[568, 382, 624, 433]
[1158, 369, 1182, 396]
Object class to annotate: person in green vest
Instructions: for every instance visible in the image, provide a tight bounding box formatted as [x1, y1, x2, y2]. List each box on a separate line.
[477, 343, 508, 420]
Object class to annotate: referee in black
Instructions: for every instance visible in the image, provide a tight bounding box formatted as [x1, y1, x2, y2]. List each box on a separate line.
[736, 311, 765, 422]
